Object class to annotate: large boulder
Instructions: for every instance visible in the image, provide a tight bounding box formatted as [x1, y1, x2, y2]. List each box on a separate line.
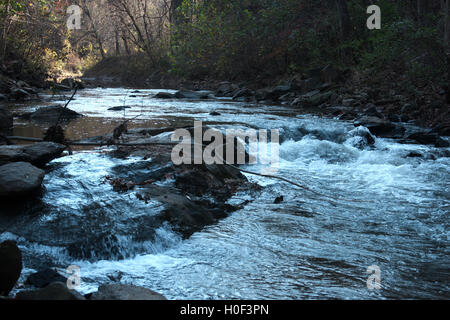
[0, 240, 22, 297]
[0, 162, 45, 197]
[89, 284, 167, 300]
[354, 116, 397, 137]
[0, 142, 65, 167]
[21, 105, 82, 123]
[15, 282, 85, 300]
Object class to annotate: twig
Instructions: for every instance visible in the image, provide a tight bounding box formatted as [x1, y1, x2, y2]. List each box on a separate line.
[56, 84, 78, 126]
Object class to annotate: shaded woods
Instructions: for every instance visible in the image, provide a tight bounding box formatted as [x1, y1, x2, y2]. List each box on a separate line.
[0, 1, 448, 80]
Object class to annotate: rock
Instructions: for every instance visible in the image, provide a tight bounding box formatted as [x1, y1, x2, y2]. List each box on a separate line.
[232, 88, 254, 100]
[320, 65, 341, 83]
[15, 282, 85, 300]
[266, 85, 292, 101]
[10, 88, 30, 100]
[364, 103, 383, 118]
[400, 114, 410, 122]
[430, 123, 450, 137]
[154, 92, 175, 99]
[274, 196, 284, 204]
[26, 269, 68, 288]
[0, 135, 12, 145]
[0, 108, 13, 132]
[342, 98, 356, 107]
[60, 78, 85, 90]
[300, 90, 332, 107]
[90, 284, 166, 300]
[407, 132, 450, 147]
[175, 90, 210, 100]
[435, 137, 450, 148]
[406, 151, 423, 158]
[21, 105, 82, 122]
[0, 240, 22, 296]
[0, 142, 66, 167]
[108, 106, 131, 111]
[52, 84, 72, 91]
[0, 162, 45, 197]
[345, 126, 376, 149]
[354, 116, 397, 137]
[106, 271, 124, 282]
[387, 114, 401, 122]
[302, 77, 323, 92]
[214, 82, 238, 97]
[339, 112, 358, 121]
[210, 111, 221, 116]
[401, 103, 418, 115]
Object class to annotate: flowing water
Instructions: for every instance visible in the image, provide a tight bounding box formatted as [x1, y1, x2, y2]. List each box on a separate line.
[1, 88, 449, 299]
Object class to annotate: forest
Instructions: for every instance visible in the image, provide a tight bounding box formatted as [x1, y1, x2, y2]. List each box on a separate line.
[0, 0, 449, 303]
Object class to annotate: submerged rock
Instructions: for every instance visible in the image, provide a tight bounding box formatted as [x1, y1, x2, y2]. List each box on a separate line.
[0, 142, 66, 167]
[26, 269, 68, 288]
[15, 282, 85, 300]
[108, 106, 131, 111]
[89, 284, 166, 300]
[0, 162, 45, 198]
[154, 92, 175, 99]
[345, 126, 376, 149]
[20, 105, 82, 122]
[0, 240, 22, 297]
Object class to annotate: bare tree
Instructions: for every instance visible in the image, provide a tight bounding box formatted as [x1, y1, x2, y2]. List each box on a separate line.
[335, 0, 351, 41]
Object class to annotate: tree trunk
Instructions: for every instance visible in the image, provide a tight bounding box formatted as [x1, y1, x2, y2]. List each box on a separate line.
[115, 29, 121, 56]
[122, 33, 131, 55]
[335, 0, 351, 41]
[417, 0, 426, 25]
[170, 0, 184, 25]
[445, 0, 450, 49]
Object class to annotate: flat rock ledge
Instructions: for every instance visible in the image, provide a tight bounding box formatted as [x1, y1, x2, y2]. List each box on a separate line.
[0, 142, 66, 167]
[0, 162, 45, 197]
[89, 284, 167, 300]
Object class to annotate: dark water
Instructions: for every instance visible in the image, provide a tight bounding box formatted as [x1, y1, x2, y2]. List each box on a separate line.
[1, 88, 449, 299]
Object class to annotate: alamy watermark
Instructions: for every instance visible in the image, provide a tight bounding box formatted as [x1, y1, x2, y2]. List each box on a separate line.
[366, 265, 381, 290]
[64, 4, 381, 31]
[367, 5, 381, 30]
[171, 121, 280, 175]
[66, 265, 81, 290]
[66, 5, 82, 30]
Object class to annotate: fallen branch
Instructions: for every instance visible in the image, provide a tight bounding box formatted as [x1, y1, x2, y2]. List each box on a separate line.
[6, 136, 179, 146]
